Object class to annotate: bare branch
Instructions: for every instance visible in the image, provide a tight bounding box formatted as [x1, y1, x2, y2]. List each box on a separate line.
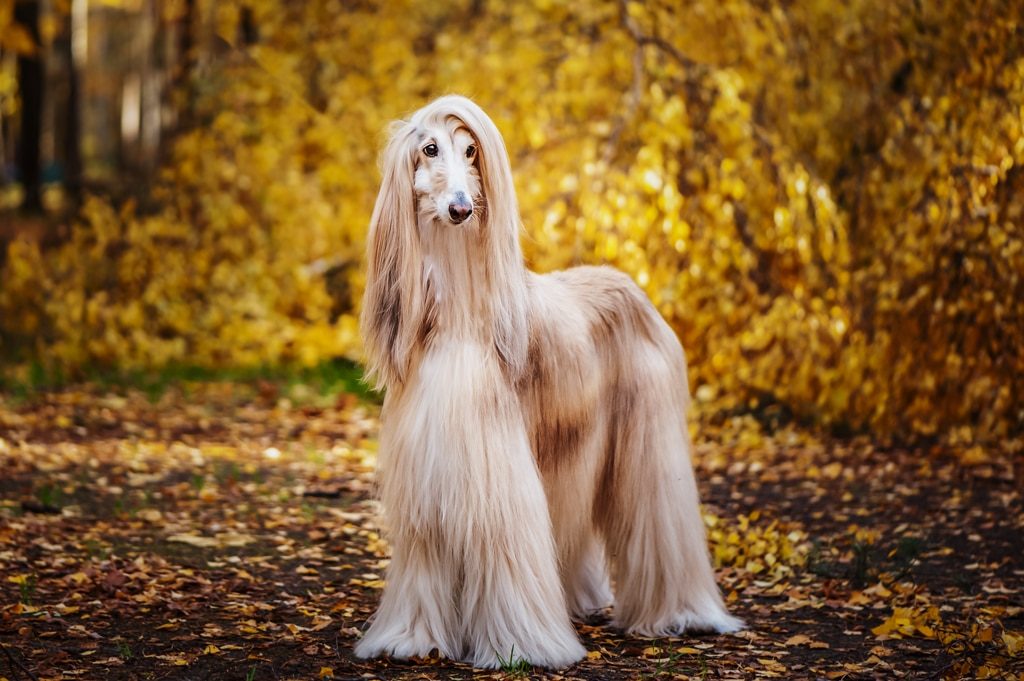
[617, 0, 706, 73]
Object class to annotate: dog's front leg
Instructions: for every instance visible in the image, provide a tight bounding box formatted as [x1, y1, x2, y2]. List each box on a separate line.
[354, 527, 463, 661]
[453, 394, 587, 669]
[362, 340, 585, 669]
[426, 341, 585, 669]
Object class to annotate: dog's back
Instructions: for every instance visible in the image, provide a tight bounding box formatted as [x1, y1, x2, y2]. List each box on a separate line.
[521, 265, 689, 471]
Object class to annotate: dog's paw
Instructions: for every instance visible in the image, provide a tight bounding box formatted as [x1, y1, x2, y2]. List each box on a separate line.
[353, 636, 382, 660]
[567, 583, 613, 621]
[467, 638, 587, 670]
[668, 609, 745, 636]
[355, 627, 447, 661]
[618, 607, 745, 638]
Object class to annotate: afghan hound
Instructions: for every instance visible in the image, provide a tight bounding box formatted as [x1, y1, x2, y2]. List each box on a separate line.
[354, 95, 742, 669]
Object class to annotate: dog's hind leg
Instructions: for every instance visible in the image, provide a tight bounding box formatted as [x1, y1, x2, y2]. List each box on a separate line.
[596, 340, 743, 637]
[562, 532, 612, 620]
[541, 430, 612, 621]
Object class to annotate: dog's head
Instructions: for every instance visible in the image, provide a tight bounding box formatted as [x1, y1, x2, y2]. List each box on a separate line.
[378, 95, 517, 229]
[413, 116, 481, 226]
[361, 96, 527, 390]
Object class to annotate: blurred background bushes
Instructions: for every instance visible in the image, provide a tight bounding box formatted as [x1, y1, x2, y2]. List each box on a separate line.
[0, 0, 1021, 448]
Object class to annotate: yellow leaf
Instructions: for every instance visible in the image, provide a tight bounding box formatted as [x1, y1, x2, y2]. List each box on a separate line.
[1003, 631, 1023, 656]
[318, 667, 334, 678]
[822, 462, 843, 479]
[847, 591, 871, 606]
[67, 572, 89, 585]
[586, 650, 602, 661]
[167, 534, 218, 548]
[784, 635, 811, 646]
[872, 616, 896, 637]
[960, 445, 989, 465]
[202, 645, 219, 655]
[867, 583, 892, 598]
[758, 658, 788, 672]
[137, 508, 163, 523]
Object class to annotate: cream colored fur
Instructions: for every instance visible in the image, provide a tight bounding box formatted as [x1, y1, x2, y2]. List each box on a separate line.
[355, 95, 742, 669]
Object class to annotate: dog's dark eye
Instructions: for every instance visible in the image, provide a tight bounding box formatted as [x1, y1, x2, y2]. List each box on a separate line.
[423, 143, 438, 157]
[465, 145, 476, 159]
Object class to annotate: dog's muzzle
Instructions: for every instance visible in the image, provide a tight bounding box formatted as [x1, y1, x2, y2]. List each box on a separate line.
[448, 192, 473, 223]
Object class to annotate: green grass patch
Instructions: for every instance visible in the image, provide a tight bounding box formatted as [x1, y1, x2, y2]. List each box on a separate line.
[0, 358, 381, 404]
[495, 645, 531, 677]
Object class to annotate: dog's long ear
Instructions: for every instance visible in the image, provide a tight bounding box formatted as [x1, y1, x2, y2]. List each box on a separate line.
[360, 124, 424, 391]
[469, 104, 529, 380]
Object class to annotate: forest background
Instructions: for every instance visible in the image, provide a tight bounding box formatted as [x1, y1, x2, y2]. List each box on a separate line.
[1, 0, 1022, 451]
[1, 2, 1023, 679]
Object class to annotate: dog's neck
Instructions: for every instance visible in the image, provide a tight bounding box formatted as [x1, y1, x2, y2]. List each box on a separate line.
[418, 216, 497, 340]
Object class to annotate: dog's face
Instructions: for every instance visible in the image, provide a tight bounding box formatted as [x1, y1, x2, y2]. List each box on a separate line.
[414, 124, 481, 225]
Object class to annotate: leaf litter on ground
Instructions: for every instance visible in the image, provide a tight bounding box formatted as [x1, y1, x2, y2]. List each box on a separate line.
[0, 379, 1021, 680]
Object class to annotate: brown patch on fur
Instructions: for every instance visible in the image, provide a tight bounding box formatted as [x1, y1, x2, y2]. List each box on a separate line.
[593, 382, 635, 533]
[520, 308, 594, 473]
[533, 414, 589, 473]
[420, 275, 438, 347]
[375, 279, 402, 374]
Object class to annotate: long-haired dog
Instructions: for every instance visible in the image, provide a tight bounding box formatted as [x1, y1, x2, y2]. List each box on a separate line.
[355, 95, 742, 669]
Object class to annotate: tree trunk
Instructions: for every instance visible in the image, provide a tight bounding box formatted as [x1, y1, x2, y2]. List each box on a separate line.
[139, 0, 160, 181]
[65, 0, 84, 207]
[14, 0, 44, 213]
[176, 0, 196, 123]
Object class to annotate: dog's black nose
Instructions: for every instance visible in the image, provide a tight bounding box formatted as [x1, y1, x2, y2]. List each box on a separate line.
[448, 197, 473, 223]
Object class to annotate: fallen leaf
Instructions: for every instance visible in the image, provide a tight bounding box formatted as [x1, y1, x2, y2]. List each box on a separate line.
[168, 534, 219, 548]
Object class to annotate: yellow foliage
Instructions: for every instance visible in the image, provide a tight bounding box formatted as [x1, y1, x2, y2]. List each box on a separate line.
[1, 195, 360, 369]
[1, 0, 1022, 447]
[872, 606, 1022, 678]
[704, 512, 809, 579]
